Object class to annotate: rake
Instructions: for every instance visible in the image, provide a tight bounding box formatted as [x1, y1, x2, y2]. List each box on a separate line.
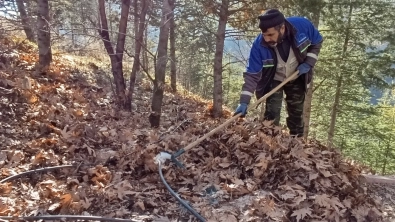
[155, 70, 300, 222]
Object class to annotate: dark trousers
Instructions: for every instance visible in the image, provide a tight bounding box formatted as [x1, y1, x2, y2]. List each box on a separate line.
[263, 77, 305, 137]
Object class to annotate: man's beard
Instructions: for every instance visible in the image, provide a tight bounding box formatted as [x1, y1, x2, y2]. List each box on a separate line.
[268, 31, 283, 47]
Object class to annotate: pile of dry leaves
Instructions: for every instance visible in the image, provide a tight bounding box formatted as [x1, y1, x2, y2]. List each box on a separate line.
[0, 35, 393, 222]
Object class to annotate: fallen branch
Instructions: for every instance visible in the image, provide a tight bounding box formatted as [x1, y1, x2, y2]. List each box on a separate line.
[158, 118, 191, 141]
[0, 86, 14, 95]
[360, 174, 395, 185]
[0, 215, 135, 222]
[0, 165, 75, 183]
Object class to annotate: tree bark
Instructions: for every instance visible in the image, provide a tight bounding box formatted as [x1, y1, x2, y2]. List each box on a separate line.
[169, 0, 177, 93]
[108, 1, 114, 44]
[327, 5, 353, 147]
[37, 0, 52, 67]
[132, 0, 139, 51]
[327, 75, 343, 147]
[115, 0, 130, 63]
[149, 0, 171, 127]
[97, 0, 129, 109]
[16, 0, 35, 43]
[25, 0, 33, 17]
[382, 109, 394, 174]
[142, 27, 149, 72]
[116, 0, 131, 108]
[212, 0, 229, 118]
[128, 0, 149, 106]
[303, 10, 321, 140]
[71, 24, 76, 47]
[381, 143, 390, 174]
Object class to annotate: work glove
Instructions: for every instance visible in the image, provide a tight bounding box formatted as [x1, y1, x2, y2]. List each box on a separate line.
[234, 103, 248, 117]
[297, 63, 311, 76]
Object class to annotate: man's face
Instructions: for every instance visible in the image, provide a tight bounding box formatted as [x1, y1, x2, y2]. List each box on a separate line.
[262, 25, 285, 47]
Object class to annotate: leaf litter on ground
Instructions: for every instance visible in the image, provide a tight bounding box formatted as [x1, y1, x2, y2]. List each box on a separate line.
[0, 35, 394, 222]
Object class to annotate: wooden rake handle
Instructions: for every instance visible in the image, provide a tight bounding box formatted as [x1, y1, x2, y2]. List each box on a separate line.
[182, 70, 300, 152]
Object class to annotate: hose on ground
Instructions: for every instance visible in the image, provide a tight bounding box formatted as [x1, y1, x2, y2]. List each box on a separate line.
[0, 215, 135, 221]
[0, 165, 76, 183]
[157, 161, 206, 222]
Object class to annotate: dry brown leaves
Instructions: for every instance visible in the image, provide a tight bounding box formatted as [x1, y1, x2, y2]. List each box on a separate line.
[0, 35, 391, 222]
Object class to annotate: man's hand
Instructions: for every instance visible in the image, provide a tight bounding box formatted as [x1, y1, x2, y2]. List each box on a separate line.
[297, 63, 311, 75]
[234, 103, 248, 117]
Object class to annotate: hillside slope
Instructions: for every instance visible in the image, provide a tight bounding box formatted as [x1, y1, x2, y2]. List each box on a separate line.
[0, 35, 394, 222]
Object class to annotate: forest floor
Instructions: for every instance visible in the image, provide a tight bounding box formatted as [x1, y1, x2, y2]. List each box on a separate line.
[0, 35, 394, 222]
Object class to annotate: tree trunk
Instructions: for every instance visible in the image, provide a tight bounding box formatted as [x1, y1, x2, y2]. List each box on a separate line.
[80, 1, 86, 34]
[128, 0, 149, 106]
[37, 0, 52, 67]
[108, 1, 114, 45]
[382, 109, 394, 174]
[97, 0, 129, 109]
[128, 0, 139, 105]
[203, 55, 211, 98]
[142, 27, 149, 72]
[16, 0, 35, 42]
[71, 24, 76, 47]
[382, 143, 390, 174]
[169, 0, 177, 93]
[149, 0, 171, 127]
[303, 10, 321, 140]
[115, 0, 130, 63]
[212, 0, 229, 118]
[327, 75, 342, 147]
[132, 0, 139, 52]
[116, 0, 131, 109]
[327, 5, 353, 147]
[25, 0, 33, 17]
[37, 0, 52, 68]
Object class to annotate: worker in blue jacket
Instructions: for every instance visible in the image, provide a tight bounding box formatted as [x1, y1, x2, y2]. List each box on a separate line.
[234, 9, 323, 137]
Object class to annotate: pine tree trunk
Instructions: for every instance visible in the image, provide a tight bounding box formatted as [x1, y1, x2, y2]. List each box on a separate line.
[303, 11, 321, 140]
[169, 0, 177, 93]
[327, 5, 353, 147]
[327, 75, 342, 147]
[149, 0, 171, 127]
[128, 0, 149, 106]
[382, 110, 394, 174]
[212, 0, 229, 118]
[37, 0, 52, 67]
[202, 73, 209, 98]
[382, 143, 390, 174]
[16, 0, 35, 43]
[202, 56, 211, 98]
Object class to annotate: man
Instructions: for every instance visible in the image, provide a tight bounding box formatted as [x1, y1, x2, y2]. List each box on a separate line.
[234, 9, 323, 137]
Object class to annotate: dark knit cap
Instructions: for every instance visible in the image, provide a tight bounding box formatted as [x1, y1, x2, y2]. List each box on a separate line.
[258, 9, 285, 31]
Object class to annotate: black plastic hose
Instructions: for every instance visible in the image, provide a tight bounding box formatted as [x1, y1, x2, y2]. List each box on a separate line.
[158, 161, 206, 222]
[0, 165, 75, 183]
[0, 215, 134, 221]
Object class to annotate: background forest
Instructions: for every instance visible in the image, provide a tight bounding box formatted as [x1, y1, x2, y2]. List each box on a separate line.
[1, 0, 395, 175]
